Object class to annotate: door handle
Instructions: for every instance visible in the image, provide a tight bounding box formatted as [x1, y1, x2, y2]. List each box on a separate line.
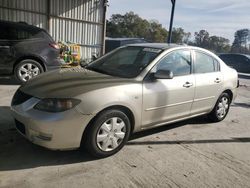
[214, 78, 221, 83]
[183, 82, 193, 88]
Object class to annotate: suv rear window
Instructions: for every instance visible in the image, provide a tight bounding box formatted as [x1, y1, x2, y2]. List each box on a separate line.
[11, 27, 45, 40]
[0, 24, 45, 40]
[0, 28, 8, 40]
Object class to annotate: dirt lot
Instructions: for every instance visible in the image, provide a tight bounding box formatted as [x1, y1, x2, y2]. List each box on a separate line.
[0, 76, 250, 188]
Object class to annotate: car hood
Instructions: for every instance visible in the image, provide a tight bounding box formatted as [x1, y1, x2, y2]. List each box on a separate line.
[19, 68, 134, 98]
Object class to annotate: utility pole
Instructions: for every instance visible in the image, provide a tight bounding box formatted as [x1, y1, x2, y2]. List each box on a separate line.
[167, 0, 176, 44]
[101, 0, 109, 55]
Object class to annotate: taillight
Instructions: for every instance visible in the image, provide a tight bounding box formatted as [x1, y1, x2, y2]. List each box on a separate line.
[49, 43, 60, 50]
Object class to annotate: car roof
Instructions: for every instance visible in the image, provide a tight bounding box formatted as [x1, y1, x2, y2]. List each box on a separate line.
[0, 20, 43, 31]
[219, 53, 250, 58]
[126, 43, 184, 50]
[106, 37, 145, 41]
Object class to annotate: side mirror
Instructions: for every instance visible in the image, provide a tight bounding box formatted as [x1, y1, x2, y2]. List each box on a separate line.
[92, 55, 97, 61]
[154, 70, 174, 79]
[80, 60, 88, 68]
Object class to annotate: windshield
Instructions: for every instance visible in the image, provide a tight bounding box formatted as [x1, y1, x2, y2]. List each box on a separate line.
[86, 46, 162, 78]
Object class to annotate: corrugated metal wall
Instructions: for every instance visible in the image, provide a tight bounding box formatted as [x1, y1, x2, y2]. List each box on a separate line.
[0, 0, 105, 61]
[0, 0, 48, 29]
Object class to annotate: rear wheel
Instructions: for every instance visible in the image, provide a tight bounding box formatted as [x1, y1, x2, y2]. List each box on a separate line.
[208, 93, 231, 122]
[85, 109, 131, 158]
[14, 59, 44, 83]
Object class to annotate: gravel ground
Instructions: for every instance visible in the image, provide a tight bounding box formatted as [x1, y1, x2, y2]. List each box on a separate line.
[0, 76, 249, 188]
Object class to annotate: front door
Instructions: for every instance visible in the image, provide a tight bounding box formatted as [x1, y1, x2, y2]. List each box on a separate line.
[142, 49, 195, 128]
[0, 23, 14, 74]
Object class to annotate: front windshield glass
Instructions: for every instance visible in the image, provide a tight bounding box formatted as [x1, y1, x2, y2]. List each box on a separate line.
[86, 46, 162, 78]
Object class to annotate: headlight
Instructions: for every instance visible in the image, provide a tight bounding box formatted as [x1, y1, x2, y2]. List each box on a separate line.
[34, 98, 81, 112]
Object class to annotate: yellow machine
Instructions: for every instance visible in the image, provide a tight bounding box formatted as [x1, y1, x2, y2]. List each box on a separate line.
[58, 42, 81, 68]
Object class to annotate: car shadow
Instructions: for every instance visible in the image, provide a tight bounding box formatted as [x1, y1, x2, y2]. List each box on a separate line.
[0, 106, 96, 171]
[238, 73, 250, 80]
[0, 76, 20, 85]
[127, 137, 250, 146]
[0, 106, 248, 171]
[130, 115, 210, 141]
[232, 102, 250, 109]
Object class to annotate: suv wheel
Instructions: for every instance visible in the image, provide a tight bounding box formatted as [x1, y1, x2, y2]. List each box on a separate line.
[85, 109, 131, 158]
[208, 92, 231, 122]
[15, 59, 44, 82]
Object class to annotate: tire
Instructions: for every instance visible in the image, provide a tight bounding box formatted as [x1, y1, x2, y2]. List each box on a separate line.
[208, 92, 231, 122]
[85, 109, 131, 158]
[14, 59, 44, 83]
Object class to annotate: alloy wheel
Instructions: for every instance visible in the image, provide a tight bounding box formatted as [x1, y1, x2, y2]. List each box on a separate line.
[18, 63, 40, 82]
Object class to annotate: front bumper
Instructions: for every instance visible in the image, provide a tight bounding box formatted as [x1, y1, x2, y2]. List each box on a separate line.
[11, 98, 94, 150]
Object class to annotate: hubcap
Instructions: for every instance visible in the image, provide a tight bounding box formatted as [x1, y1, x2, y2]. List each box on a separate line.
[96, 117, 126, 152]
[18, 63, 40, 82]
[216, 96, 229, 119]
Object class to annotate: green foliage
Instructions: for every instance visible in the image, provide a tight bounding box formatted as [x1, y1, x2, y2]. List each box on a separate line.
[172, 27, 191, 44]
[106, 12, 250, 54]
[194, 30, 210, 48]
[193, 30, 230, 53]
[209, 36, 231, 53]
[231, 29, 250, 54]
[106, 12, 168, 42]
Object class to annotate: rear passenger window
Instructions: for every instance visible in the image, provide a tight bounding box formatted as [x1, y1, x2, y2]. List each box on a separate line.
[194, 51, 217, 73]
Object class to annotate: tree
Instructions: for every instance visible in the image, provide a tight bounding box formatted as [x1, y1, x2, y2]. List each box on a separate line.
[171, 27, 191, 44]
[147, 21, 168, 42]
[208, 36, 230, 53]
[193, 30, 230, 53]
[106, 12, 168, 42]
[194, 30, 210, 48]
[107, 12, 232, 53]
[231, 29, 250, 54]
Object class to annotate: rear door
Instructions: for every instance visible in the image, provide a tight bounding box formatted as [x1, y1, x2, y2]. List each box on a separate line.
[191, 50, 223, 115]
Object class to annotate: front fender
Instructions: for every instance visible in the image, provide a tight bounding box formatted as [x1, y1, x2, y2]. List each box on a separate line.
[75, 83, 143, 132]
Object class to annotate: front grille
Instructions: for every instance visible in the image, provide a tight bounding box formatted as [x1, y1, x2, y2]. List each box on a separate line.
[15, 119, 26, 135]
[11, 89, 32, 106]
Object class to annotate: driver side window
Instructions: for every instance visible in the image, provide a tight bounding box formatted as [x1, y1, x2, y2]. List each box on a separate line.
[154, 50, 191, 77]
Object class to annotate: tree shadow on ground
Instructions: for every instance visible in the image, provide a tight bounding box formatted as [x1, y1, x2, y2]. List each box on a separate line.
[232, 102, 250, 109]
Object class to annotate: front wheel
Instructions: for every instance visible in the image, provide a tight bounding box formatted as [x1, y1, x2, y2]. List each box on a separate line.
[208, 93, 231, 122]
[85, 109, 131, 158]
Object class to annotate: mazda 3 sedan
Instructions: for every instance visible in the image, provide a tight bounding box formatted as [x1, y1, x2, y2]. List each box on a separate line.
[11, 44, 238, 157]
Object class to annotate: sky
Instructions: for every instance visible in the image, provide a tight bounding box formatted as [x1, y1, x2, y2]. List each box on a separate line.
[107, 0, 250, 43]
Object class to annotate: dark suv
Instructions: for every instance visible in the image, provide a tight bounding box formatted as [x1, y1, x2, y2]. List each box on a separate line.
[0, 20, 62, 82]
[219, 53, 250, 74]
